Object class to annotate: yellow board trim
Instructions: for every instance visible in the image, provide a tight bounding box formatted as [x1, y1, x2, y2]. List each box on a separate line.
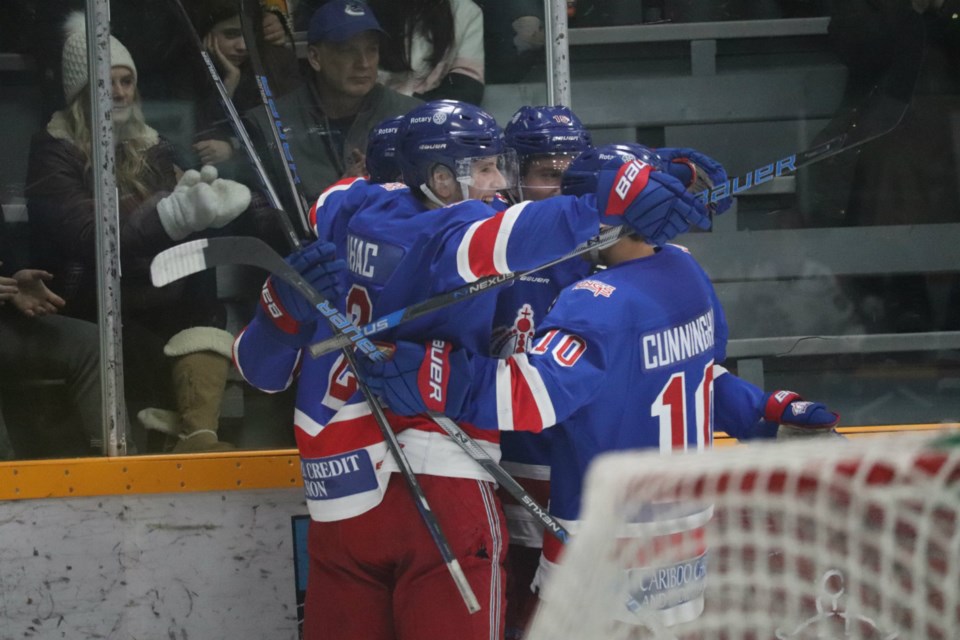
[713, 422, 959, 446]
[0, 449, 302, 501]
[1, 423, 957, 500]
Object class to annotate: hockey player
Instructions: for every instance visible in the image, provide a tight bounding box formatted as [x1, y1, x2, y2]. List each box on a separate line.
[358, 150, 840, 632]
[494, 113, 730, 637]
[234, 99, 712, 639]
[493, 105, 594, 638]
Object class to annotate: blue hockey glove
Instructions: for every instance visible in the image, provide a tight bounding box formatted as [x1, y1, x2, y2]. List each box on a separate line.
[358, 340, 470, 417]
[595, 157, 711, 246]
[764, 390, 842, 439]
[656, 147, 732, 216]
[258, 241, 346, 345]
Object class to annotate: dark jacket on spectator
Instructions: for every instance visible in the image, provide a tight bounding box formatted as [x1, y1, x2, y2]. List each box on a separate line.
[25, 129, 187, 323]
[244, 79, 420, 209]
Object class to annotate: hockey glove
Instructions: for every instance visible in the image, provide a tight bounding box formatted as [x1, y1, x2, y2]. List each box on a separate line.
[358, 340, 470, 417]
[656, 147, 732, 215]
[257, 241, 346, 346]
[764, 390, 842, 439]
[595, 158, 711, 246]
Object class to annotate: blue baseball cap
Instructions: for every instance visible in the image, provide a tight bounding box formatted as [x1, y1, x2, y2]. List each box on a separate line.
[307, 0, 385, 44]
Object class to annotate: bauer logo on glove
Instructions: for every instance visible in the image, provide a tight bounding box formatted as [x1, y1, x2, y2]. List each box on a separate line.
[359, 340, 471, 417]
[610, 159, 652, 214]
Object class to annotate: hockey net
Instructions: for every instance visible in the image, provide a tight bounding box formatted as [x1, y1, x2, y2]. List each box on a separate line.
[524, 431, 960, 640]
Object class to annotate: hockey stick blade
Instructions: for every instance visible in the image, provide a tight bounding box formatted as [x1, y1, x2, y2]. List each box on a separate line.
[150, 237, 388, 363]
[307, 224, 631, 358]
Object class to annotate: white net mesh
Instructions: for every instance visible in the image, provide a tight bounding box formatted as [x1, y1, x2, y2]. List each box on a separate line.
[524, 431, 960, 640]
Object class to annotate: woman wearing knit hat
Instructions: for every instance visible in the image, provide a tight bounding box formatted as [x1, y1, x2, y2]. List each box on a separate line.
[25, 12, 254, 454]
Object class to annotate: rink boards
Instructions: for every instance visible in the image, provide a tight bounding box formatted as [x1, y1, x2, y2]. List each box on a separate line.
[0, 424, 954, 638]
[0, 451, 308, 639]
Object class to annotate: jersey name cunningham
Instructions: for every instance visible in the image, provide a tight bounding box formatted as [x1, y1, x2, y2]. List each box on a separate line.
[641, 309, 714, 370]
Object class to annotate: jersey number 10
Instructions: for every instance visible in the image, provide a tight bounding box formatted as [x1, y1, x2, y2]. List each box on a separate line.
[651, 361, 714, 453]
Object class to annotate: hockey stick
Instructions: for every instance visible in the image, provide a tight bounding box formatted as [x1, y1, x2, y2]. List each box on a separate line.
[307, 224, 630, 358]
[239, 0, 312, 239]
[426, 411, 570, 542]
[698, 13, 925, 210]
[696, 93, 914, 210]
[150, 237, 481, 614]
[167, 0, 301, 252]
[150, 241, 565, 542]
[425, 410, 658, 623]
[306, 50, 924, 359]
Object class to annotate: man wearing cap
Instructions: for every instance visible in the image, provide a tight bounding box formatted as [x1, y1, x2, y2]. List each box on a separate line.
[245, 0, 420, 221]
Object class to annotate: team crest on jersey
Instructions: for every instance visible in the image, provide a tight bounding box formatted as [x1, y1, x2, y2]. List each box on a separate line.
[490, 303, 536, 356]
[573, 280, 616, 298]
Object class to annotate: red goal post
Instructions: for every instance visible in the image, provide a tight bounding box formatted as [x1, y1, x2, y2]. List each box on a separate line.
[524, 431, 960, 640]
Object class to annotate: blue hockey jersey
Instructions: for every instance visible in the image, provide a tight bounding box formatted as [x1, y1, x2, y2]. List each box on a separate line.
[461, 245, 728, 513]
[452, 244, 727, 624]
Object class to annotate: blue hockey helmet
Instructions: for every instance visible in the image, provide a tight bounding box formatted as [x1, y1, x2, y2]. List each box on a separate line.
[504, 105, 592, 159]
[561, 143, 664, 197]
[504, 105, 593, 202]
[397, 100, 516, 205]
[365, 115, 403, 184]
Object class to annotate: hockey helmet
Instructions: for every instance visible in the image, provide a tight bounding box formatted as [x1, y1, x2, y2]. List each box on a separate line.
[504, 105, 592, 159]
[365, 115, 403, 184]
[397, 100, 516, 205]
[504, 105, 593, 201]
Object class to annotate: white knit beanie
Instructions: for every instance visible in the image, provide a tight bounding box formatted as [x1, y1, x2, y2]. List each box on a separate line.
[62, 11, 138, 104]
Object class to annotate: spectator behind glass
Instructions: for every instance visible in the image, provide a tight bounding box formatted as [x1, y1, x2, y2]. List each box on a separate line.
[475, 0, 545, 84]
[244, 0, 421, 207]
[25, 14, 256, 453]
[186, 0, 302, 169]
[806, 0, 960, 333]
[0, 205, 127, 458]
[368, 0, 485, 105]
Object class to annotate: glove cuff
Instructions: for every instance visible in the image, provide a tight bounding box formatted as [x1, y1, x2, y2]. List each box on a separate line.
[259, 277, 315, 344]
[253, 303, 318, 348]
[763, 390, 801, 423]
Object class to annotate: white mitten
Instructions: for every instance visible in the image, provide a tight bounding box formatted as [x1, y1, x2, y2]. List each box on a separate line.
[158, 166, 251, 240]
[206, 175, 251, 229]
